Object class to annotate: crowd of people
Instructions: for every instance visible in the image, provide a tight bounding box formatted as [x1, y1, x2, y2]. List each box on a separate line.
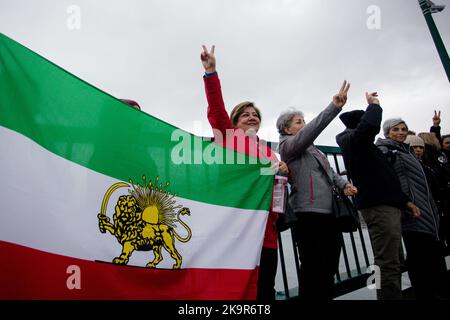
[198, 45, 449, 301]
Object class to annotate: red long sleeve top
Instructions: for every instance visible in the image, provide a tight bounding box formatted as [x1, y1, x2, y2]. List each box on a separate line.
[203, 72, 279, 249]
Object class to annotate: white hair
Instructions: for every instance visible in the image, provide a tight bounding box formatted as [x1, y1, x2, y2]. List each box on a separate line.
[276, 107, 304, 135]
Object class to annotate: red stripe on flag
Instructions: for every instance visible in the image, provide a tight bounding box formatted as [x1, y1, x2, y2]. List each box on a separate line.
[0, 241, 258, 300]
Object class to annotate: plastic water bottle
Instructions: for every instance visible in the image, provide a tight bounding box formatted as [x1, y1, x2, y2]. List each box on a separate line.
[272, 174, 288, 213]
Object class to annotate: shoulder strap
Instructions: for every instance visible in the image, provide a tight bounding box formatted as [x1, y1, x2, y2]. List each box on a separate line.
[311, 146, 335, 187]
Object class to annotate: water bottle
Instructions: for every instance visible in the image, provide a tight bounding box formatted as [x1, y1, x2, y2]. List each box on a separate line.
[272, 174, 288, 213]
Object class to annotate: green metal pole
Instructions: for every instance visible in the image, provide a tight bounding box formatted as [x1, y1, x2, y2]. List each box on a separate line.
[418, 0, 450, 82]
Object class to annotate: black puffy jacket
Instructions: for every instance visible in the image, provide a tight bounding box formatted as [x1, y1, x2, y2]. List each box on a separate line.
[376, 138, 440, 238]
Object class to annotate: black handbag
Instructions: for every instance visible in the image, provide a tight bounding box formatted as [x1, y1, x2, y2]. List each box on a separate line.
[332, 186, 359, 233]
[311, 147, 359, 233]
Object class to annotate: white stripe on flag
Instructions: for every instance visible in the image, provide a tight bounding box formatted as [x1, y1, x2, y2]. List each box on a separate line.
[0, 126, 268, 270]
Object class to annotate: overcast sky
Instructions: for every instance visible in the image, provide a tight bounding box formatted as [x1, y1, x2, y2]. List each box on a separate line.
[1, 0, 449, 146]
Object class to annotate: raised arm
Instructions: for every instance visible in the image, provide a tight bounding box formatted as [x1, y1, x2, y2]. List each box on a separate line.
[201, 45, 232, 137]
[201, 45, 216, 74]
[280, 81, 350, 160]
[336, 91, 383, 151]
[430, 110, 442, 143]
[353, 92, 382, 143]
[332, 80, 351, 108]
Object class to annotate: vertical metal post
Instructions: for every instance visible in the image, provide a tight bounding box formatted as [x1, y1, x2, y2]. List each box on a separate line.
[418, 0, 450, 82]
[278, 232, 290, 299]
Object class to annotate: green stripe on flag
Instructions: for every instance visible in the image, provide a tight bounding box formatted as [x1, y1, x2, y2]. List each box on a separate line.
[0, 34, 273, 210]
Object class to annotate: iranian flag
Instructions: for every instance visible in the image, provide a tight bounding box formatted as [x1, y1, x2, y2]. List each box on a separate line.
[0, 34, 274, 300]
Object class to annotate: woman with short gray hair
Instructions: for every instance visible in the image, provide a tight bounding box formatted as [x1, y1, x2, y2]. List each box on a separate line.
[276, 108, 304, 136]
[277, 81, 357, 300]
[376, 118, 447, 299]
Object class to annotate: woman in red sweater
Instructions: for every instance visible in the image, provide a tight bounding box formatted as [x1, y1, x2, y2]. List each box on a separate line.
[200, 45, 288, 301]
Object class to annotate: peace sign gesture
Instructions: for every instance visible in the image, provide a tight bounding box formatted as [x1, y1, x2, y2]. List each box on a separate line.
[332, 80, 350, 108]
[201, 45, 216, 73]
[433, 110, 441, 127]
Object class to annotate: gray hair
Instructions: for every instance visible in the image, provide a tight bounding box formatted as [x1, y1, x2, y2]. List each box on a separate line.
[276, 107, 304, 135]
[382, 117, 407, 138]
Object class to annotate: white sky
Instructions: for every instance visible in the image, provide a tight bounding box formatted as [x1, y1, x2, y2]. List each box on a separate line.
[1, 0, 449, 146]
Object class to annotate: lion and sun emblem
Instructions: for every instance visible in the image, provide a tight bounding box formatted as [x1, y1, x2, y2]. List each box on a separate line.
[97, 175, 192, 269]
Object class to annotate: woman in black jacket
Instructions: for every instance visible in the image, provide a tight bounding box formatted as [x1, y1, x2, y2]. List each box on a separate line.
[377, 119, 447, 300]
[424, 111, 450, 251]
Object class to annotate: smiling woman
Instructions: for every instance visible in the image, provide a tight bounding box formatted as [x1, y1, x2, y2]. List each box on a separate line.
[376, 118, 448, 299]
[383, 118, 408, 143]
[200, 44, 290, 301]
[230, 101, 261, 133]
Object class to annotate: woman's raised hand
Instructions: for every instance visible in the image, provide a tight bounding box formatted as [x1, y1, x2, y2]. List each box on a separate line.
[432, 110, 441, 127]
[201, 45, 216, 73]
[366, 92, 379, 105]
[332, 80, 350, 108]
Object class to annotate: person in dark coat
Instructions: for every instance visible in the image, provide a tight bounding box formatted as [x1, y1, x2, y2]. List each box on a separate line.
[425, 111, 450, 250]
[405, 135, 444, 222]
[376, 117, 447, 300]
[442, 134, 450, 154]
[336, 92, 419, 300]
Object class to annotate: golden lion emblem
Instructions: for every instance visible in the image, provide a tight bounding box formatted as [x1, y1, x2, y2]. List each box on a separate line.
[97, 176, 192, 269]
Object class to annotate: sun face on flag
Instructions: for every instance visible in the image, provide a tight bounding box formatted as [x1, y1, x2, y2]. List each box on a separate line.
[97, 175, 192, 269]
